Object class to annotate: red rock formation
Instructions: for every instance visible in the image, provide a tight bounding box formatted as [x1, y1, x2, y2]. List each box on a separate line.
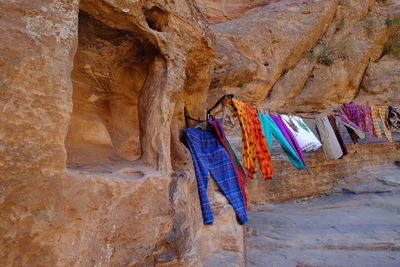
[203, 0, 400, 111]
[0, 0, 215, 266]
[196, 0, 275, 24]
[1, 0, 399, 266]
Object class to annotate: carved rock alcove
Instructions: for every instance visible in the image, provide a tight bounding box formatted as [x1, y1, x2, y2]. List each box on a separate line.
[65, 5, 172, 175]
[66, 11, 149, 170]
[0, 0, 217, 265]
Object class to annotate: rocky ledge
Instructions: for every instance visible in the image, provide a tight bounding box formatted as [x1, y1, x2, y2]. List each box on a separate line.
[246, 164, 400, 267]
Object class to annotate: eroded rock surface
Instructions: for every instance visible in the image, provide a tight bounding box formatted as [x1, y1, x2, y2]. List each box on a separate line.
[332, 164, 400, 194]
[196, 0, 276, 24]
[1, 0, 400, 266]
[206, 0, 400, 111]
[0, 0, 217, 266]
[356, 54, 400, 105]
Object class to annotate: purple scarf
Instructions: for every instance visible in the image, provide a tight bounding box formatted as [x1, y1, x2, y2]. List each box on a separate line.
[344, 104, 361, 127]
[344, 104, 376, 138]
[269, 114, 305, 163]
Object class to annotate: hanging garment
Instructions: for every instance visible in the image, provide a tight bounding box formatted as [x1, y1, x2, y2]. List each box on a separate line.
[284, 115, 299, 132]
[388, 106, 400, 132]
[371, 106, 393, 141]
[231, 98, 257, 178]
[270, 114, 305, 163]
[258, 112, 305, 170]
[344, 104, 376, 137]
[328, 115, 348, 156]
[355, 105, 367, 134]
[338, 105, 359, 144]
[371, 107, 382, 138]
[245, 104, 273, 179]
[316, 117, 343, 160]
[184, 127, 247, 225]
[358, 105, 377, 138]
[225, 140, 247, 184]
[294, 117, 310, 133]
[344, 104, 361, 127]
[333, 107, 365, 143]
[281, 115, 322, 152]
[208, 118, 248, 207]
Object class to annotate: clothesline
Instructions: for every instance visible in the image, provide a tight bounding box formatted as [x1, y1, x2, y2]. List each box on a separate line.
[185, 94, 339, 122]
[186, 94, 398, 163]
[183, 95, 399, 226]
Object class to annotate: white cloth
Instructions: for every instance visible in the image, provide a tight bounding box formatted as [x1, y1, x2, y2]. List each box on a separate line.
[280, 115, 322, 152]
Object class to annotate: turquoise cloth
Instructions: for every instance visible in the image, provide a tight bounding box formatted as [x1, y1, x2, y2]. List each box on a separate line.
[258, 112, 305, 169]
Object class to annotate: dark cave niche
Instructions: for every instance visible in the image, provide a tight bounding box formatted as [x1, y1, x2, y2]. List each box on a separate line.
[144, 6, 169, 32]
[65, 10, 158, 172]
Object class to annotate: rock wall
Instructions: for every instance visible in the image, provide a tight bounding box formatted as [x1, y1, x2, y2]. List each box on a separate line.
[204, 0, 400, 111]
[0, 0, 220, 266]
[247, 142, 400, 204]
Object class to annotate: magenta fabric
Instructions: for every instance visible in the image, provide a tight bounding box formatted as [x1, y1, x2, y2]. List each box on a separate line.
[358, 105, 377, 138]
[338, 105, 364, 143]
[344, 104, 361, 127]
[344, 104, 376, 138]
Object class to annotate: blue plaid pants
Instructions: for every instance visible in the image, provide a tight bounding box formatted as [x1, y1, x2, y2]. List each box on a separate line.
[184, 127, 247, 225]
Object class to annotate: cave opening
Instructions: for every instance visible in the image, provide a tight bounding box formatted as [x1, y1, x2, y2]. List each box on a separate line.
[144, 6, 169, 32]
[65, 10, 157, 173]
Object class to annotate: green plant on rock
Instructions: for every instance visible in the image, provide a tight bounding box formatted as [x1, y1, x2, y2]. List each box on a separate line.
[237, 82, 245, 88]
[336, 20, 345, 31]
[383, 38, 400, 58]
[318, 49, 335, 66]
[377, 0, 389, 4]
[316, 35, 355, 65]
[336, 36, 354, 59]
[366, 18, 377, 29]
[317, 37, 327, 46]
[307, 49, 318, 60]
[385, 16, 400, 26]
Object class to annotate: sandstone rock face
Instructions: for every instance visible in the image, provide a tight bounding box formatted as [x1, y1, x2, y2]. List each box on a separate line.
[0, 0, 219, 266]
[207, 0, 339, 106]
[205, 0, 400, 112]
[73, 0, 215, 173]
[1, 0, 400, 266]
[196, 0, 274, 24]
[356, 54, 400, 105]
[246, 142, 400, 204]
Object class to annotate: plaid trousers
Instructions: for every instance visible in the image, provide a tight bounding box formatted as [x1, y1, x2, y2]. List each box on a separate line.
[184, 127, 247, 225]
[208, 118, 248, 207]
